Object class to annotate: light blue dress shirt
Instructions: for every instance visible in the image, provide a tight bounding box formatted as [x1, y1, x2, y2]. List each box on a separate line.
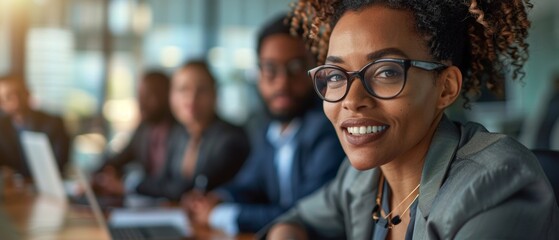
[209, 120, 301, 235]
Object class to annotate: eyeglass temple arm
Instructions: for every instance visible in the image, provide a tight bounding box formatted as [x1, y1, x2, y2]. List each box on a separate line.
[411, 61, 447, 71]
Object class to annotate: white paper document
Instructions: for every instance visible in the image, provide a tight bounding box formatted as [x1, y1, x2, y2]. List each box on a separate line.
[108, 208, 192, 237]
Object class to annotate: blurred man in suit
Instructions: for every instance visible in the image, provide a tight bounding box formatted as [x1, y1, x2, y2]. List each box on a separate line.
[93, 71, 176, 196]
[0, 76, 70, 177]
[184, 15, 346, 234]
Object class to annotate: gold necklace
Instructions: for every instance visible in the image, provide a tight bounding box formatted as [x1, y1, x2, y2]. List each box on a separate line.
[371, 174, 420, 229]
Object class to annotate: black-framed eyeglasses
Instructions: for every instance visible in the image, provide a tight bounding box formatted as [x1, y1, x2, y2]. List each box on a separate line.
[259, 58, 308, 81]
[308, 58, 448, 102]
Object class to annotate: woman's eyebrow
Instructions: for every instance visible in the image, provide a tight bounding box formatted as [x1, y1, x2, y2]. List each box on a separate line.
[325, 56, 344, 64]
[325, 48, 409, 64]
[367, 48, 409, 61]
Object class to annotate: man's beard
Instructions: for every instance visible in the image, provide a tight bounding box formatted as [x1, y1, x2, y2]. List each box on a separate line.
[267, 108, 300, 123]
[264, 91, 318, 123]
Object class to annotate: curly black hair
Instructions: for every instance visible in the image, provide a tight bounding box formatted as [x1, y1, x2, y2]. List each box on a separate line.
[289, 0, 532, 107]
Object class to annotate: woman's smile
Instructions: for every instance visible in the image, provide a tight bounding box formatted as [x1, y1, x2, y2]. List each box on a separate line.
[340, 118, 389, 146]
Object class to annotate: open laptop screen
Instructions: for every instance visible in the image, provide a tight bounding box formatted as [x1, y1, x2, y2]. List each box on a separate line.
[20, 131, 67, 202]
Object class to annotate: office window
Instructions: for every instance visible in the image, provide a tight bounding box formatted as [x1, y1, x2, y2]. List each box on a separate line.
[25, 28, 74, 115]
[0, 6, 10, 76]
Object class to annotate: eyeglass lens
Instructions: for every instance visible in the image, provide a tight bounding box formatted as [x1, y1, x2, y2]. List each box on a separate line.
[313, 61, 406, 101]
[261, 58, 307, 80]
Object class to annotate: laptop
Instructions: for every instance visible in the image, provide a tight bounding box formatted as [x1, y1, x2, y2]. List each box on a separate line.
[20, 131, 67, 202]
[75, 168, 191, 240]
[21, 130, 191, 240]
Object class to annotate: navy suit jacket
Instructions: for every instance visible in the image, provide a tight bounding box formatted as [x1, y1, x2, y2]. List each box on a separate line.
[221, 107, 345, 233]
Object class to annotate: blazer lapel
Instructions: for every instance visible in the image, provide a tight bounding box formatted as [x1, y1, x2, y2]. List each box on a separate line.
[264, 141, 281, 203]
[0, 118, 27, 173]
[348, 167, 380, 239]
[290, 145, 301, 205]
[138, 125, 151, 171]
[413, 116, 460, 239]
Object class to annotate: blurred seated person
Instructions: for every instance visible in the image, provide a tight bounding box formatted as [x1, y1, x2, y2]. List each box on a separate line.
[134, 60, 250, 201]
[93, 71, 175, 196]
[183, 15, 345, 235]
[0, 76, 70, 178]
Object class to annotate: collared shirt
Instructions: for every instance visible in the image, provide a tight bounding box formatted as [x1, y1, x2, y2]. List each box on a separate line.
[209, 120, 301, 235]
[266, 120, 301, 207]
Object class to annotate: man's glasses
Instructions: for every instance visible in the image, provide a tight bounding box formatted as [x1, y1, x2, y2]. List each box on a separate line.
[259, 58, 308, 81]
[308, 59, 448, 102]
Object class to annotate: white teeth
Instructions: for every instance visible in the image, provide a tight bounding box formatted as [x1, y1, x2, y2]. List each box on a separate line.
[346, 125, 387, 135]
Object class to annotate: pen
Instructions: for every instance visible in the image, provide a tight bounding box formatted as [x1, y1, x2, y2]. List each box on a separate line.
[194, 174, 208, 194]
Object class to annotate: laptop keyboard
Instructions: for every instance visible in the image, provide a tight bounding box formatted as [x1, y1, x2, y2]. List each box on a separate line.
[109, 225, 184, 240]
[110, 227, 146, 240]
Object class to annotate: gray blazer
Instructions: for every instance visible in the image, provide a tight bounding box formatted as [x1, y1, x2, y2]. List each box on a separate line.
[265, 116, 559, 239]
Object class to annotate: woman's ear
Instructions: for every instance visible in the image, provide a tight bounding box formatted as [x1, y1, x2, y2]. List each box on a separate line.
[437, 66, 462, 109]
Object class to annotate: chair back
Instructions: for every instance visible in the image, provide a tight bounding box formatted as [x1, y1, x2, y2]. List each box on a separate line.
[532, 149, 559, 203]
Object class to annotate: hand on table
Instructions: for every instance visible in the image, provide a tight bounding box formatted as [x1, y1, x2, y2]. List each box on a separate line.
[181, 191, 222, 226]
[267, 223, 308, 240]
[92, 166, 125, 196]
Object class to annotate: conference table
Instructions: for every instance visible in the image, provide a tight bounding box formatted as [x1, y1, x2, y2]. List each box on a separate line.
[0, 178, 254, 240]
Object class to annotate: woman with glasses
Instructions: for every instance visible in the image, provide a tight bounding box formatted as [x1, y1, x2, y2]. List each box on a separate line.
[264, 0, 559, 239]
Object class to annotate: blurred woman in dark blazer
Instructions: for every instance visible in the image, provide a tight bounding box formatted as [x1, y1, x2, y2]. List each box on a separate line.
[136, 60, 250, 201]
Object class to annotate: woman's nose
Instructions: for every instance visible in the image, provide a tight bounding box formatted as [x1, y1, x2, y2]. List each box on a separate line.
[341, 78, 376, 111]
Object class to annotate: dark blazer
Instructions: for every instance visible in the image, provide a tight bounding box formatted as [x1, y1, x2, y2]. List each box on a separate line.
[265, 116, 559, 239]
[0, 110, 70, 177]
[102, 120, 173, 177]
[220, 107, 346, 233]
[136, 117, 250, 201]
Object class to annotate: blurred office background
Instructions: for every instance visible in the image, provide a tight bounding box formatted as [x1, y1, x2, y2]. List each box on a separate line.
[0, 0, 558, 169]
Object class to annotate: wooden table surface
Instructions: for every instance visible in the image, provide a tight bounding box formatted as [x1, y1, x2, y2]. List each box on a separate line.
[0, 179, 254, 240]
